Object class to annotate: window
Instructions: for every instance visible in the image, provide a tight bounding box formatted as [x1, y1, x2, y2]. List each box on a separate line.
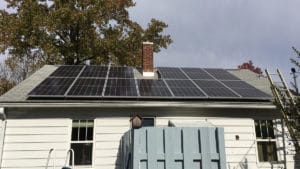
[141, 117, 155, 127]
[255, 120, 278, 162]
[71, 120, 94, 165]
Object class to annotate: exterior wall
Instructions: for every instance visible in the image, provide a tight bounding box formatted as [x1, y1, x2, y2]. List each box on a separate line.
[0, 108, 296, 169]
[0, 119, 72, 169]
[94, 117, 130, 169]
[156, 117, 287, 169]
[276, 121, 297, 169]
[0, 120, 4, 163]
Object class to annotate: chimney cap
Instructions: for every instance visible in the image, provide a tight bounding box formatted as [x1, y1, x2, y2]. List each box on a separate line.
[142, 41, 153, 45]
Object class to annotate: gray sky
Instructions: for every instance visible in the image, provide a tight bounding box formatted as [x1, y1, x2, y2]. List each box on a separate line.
[130, 0, 300, 82]
[1, 1, 300, 82]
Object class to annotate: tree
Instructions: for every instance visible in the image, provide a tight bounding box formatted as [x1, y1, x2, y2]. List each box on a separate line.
[290, 47, 300, 94]
[0, 0, 172, 70]
[237, 60, 262, 74]
[0, 62, 16, 96]
[291, 47, 300, 68]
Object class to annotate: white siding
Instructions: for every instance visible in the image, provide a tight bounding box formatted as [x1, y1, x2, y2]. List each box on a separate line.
[1, 119, 71, 169]
[275, 120, 298, 169]
[0, 116, 294, 169]
[0, 120, 4, 163]
[156, 117, 286, 169]
[94, 118, 130, 169]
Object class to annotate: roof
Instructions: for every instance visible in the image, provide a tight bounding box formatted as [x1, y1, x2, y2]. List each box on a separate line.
[0, 65, 57, 102]
[0, 65, 272, 104]
[227, 69, 272, 95]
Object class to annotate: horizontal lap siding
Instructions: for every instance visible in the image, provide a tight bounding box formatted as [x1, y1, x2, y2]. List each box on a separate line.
[275, 122, 299, 169]
[0, 116, 292, 169]
[1, 119, 71, 169]
[0, 120, 3, 164]
[156, 117, 285, 169]
[94, 118, 130, 169]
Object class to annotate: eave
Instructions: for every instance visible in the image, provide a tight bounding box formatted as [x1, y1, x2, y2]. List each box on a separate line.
[0, 100, 276, 109]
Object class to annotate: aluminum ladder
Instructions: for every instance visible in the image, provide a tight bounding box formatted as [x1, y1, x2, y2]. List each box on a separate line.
[265, 69, 300, 153]
[45, 149, 75, 169]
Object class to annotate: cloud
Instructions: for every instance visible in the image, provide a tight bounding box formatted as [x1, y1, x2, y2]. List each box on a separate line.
[130, 0, 300, 80]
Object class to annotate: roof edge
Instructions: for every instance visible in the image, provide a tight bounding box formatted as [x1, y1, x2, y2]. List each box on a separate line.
[0, 101, 276, 109]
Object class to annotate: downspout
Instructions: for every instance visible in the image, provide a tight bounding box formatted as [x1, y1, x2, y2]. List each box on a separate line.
[0, 107, 7, 168]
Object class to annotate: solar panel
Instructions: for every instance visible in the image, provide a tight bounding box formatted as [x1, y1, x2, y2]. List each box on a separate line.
[165, 80, 206, 97]
[29, 78, 75, 96]
[109, 67, 134, 78]
[204, 68, 240, 80]
[104, 79, 137, 96]
[67, 78, 105, 96]
[80, 66, 108, 78]
[193, 80, 239, 97]
[50, 65, 84, 77]
[137, 79, 172, 97]
[181, 68, 214, 80]
[221, 80, 271, 98]
[158, 67, 188, 79]
[28, 65, 271, 100]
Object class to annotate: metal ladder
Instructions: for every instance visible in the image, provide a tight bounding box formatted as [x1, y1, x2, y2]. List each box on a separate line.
[45, 149, 75, 169]
[46, 149, 56, 169]
[265, 69, 300, 153]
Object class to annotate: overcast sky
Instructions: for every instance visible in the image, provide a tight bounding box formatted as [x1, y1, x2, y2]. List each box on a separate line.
[130, 0, 300, 81]
[1, 1, 300, 82]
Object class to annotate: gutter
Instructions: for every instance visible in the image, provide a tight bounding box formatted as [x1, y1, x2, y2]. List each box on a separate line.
[0, 101, 276, 109]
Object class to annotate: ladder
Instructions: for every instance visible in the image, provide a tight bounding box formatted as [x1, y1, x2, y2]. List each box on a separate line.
[46, 148, 56, 169]
[45, 149, 75, 169]
[265, 69, 300, 154]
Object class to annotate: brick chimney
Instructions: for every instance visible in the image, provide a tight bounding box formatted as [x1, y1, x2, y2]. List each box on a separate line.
[142, 42, 154, 77]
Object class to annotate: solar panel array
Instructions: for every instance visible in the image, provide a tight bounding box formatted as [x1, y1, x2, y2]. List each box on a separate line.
[28, 66, 271, 100]
[138, 79, 172, 97]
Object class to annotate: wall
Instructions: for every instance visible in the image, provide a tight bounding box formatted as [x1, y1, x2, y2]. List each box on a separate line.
[0, 107, 294, 169]
[94, 117, 130, 169]
[156, 117, 288, 169]
[0, 120, 4, 164]
[1, 119, 71, 169]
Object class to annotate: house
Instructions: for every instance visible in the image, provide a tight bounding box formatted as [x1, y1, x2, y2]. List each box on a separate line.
[0, 42, 297, 169]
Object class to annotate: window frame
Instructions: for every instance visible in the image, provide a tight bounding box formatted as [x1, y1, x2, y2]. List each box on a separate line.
[141, 117, 156, 127]
[70, 119, 95, 167]
[130, 116, 156, 128]
[254, 119, 279, 163]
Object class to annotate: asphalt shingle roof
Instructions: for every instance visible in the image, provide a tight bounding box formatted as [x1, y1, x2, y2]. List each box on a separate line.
[0, 65, 272, 102]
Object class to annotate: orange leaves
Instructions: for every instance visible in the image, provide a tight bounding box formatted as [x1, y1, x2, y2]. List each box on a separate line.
[238, 60, 262, 74]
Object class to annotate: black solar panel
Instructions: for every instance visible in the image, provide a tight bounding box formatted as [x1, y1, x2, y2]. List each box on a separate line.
[109, 67, 134, 78]
[221, 80, 271, 98]
[165, 80, 206, 97]
[158, 67, 188, 79]
[29, 78, 75, 96]
[137, 79, 172, 97]
[28, 65, 271, 100]
[193, 80, 239, 97]
[50, 66, 84, 77]
[104, 79, 137, 96]
[67, 78, 105, 96]
[204, 68, 240, 80]
[181, 68, 214, 80]
[80, 66, 108, 78]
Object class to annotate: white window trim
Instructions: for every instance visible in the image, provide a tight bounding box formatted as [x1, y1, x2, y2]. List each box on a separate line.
[142, 116, 156, 126]
[255, 119, 280, 164]
[70, 119, 95, 168]
[130, 116, 156, 128]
